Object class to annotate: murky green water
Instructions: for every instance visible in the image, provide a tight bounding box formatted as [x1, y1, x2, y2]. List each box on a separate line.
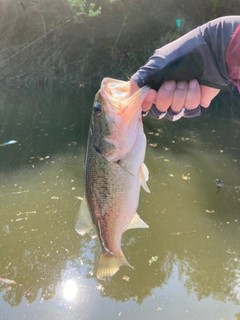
[1, 85, 240, 320]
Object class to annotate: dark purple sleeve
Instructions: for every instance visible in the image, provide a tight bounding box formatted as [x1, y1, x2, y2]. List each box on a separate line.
[131, 16, 240, 91]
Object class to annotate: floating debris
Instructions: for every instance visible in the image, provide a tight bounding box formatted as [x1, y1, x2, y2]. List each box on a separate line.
[0, 278, 17, 285]
[149, 256, 158, 266]
[122, 275, 130, 282]
[0, 140, 17, 147]
[206, 210, 215, 213]
[215, 179, 223, 194]
[149, 143, 157, 147]
[96, 283, 105, 292]
[171, 230, 196, 236]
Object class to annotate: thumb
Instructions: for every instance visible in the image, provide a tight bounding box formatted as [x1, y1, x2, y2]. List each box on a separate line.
[200, 85, 220, 108]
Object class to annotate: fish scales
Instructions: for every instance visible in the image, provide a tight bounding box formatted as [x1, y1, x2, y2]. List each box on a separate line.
[75, 78, 151, 280]
[86, 135, 141, 254]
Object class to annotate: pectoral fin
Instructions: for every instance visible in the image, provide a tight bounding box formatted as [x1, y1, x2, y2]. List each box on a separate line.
[97, 252, 134, 280]
[127, 212, 149, 229]
[138, 163, 150, 193]
[75, 196, 94, 235]
[117, 159, 134, 176]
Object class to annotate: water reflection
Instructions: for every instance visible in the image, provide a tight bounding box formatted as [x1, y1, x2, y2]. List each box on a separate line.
[0, 85, 240, 319]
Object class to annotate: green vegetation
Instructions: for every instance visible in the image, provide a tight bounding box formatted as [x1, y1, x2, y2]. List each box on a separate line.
[69, 0, 101, 17]
[0, 0, 239, 87]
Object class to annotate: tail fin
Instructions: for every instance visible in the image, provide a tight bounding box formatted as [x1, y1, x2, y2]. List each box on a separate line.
[97, 253, 134, 280]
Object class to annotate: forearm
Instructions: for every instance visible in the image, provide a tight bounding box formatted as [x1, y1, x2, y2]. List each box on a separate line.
[132, 16, 240, 91]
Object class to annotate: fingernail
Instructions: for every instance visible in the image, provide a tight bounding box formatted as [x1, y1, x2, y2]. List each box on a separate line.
[177, 82, 187, 89]
[189, 80, 197, 89]
[164, 81, 175, 91]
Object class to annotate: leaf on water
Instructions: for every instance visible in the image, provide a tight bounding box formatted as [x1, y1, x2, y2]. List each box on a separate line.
[122, 275, 130, 281]
[169, 174, 174, 177]
[164, 159, 170, 162]
[0, 278, 17, 285]
[149, 256, 158, 266]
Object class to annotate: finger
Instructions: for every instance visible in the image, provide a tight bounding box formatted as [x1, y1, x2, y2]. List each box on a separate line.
[155, 80, 176, 112]
[171, 81, 188, 113]
[184, 79, 201, 110]
[200, 85, 220, 108]
[129, 79, 157, 112]
[129, 78, 139, 95]
[142, 89, 157, 112]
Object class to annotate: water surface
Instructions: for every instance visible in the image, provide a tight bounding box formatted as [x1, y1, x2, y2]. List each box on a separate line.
[1, 85, 240, 320]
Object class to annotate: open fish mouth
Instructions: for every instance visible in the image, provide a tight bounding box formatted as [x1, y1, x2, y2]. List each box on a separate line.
[100, 78, 150, 116]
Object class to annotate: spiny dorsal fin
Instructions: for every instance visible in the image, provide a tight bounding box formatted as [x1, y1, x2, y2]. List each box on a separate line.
[127, 212, 149, 229]
[97, 253, 134, 280]
[75, 196, 94, 235]
[138, 163, 150, 193]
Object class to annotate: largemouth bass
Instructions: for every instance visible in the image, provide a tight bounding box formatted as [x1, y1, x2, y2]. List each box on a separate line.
[75, 78, 150, 280]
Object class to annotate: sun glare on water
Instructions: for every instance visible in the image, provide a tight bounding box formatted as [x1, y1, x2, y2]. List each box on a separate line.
[63, 279, 78, 301]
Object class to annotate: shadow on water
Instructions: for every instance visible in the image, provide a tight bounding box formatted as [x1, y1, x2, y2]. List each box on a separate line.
[1, 85, 240, 319]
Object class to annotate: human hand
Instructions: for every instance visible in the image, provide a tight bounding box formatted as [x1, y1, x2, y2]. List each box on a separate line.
[130, 78, 220, 118]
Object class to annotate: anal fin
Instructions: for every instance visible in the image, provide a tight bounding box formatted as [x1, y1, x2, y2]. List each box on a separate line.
[127, 212, 149, 229]
[75, 196, 94, 235]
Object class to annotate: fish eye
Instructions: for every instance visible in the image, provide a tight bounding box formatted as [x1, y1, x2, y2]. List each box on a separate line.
[93, 103, 102, 115]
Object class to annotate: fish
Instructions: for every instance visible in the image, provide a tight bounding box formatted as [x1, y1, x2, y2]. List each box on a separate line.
[75, 78, 150, 280]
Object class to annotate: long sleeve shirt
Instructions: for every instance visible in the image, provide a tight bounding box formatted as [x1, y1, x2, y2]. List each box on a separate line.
[131, 16, 240, 120]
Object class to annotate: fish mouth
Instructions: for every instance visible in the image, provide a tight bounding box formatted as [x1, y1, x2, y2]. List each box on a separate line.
[100, 78, 150, 117]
